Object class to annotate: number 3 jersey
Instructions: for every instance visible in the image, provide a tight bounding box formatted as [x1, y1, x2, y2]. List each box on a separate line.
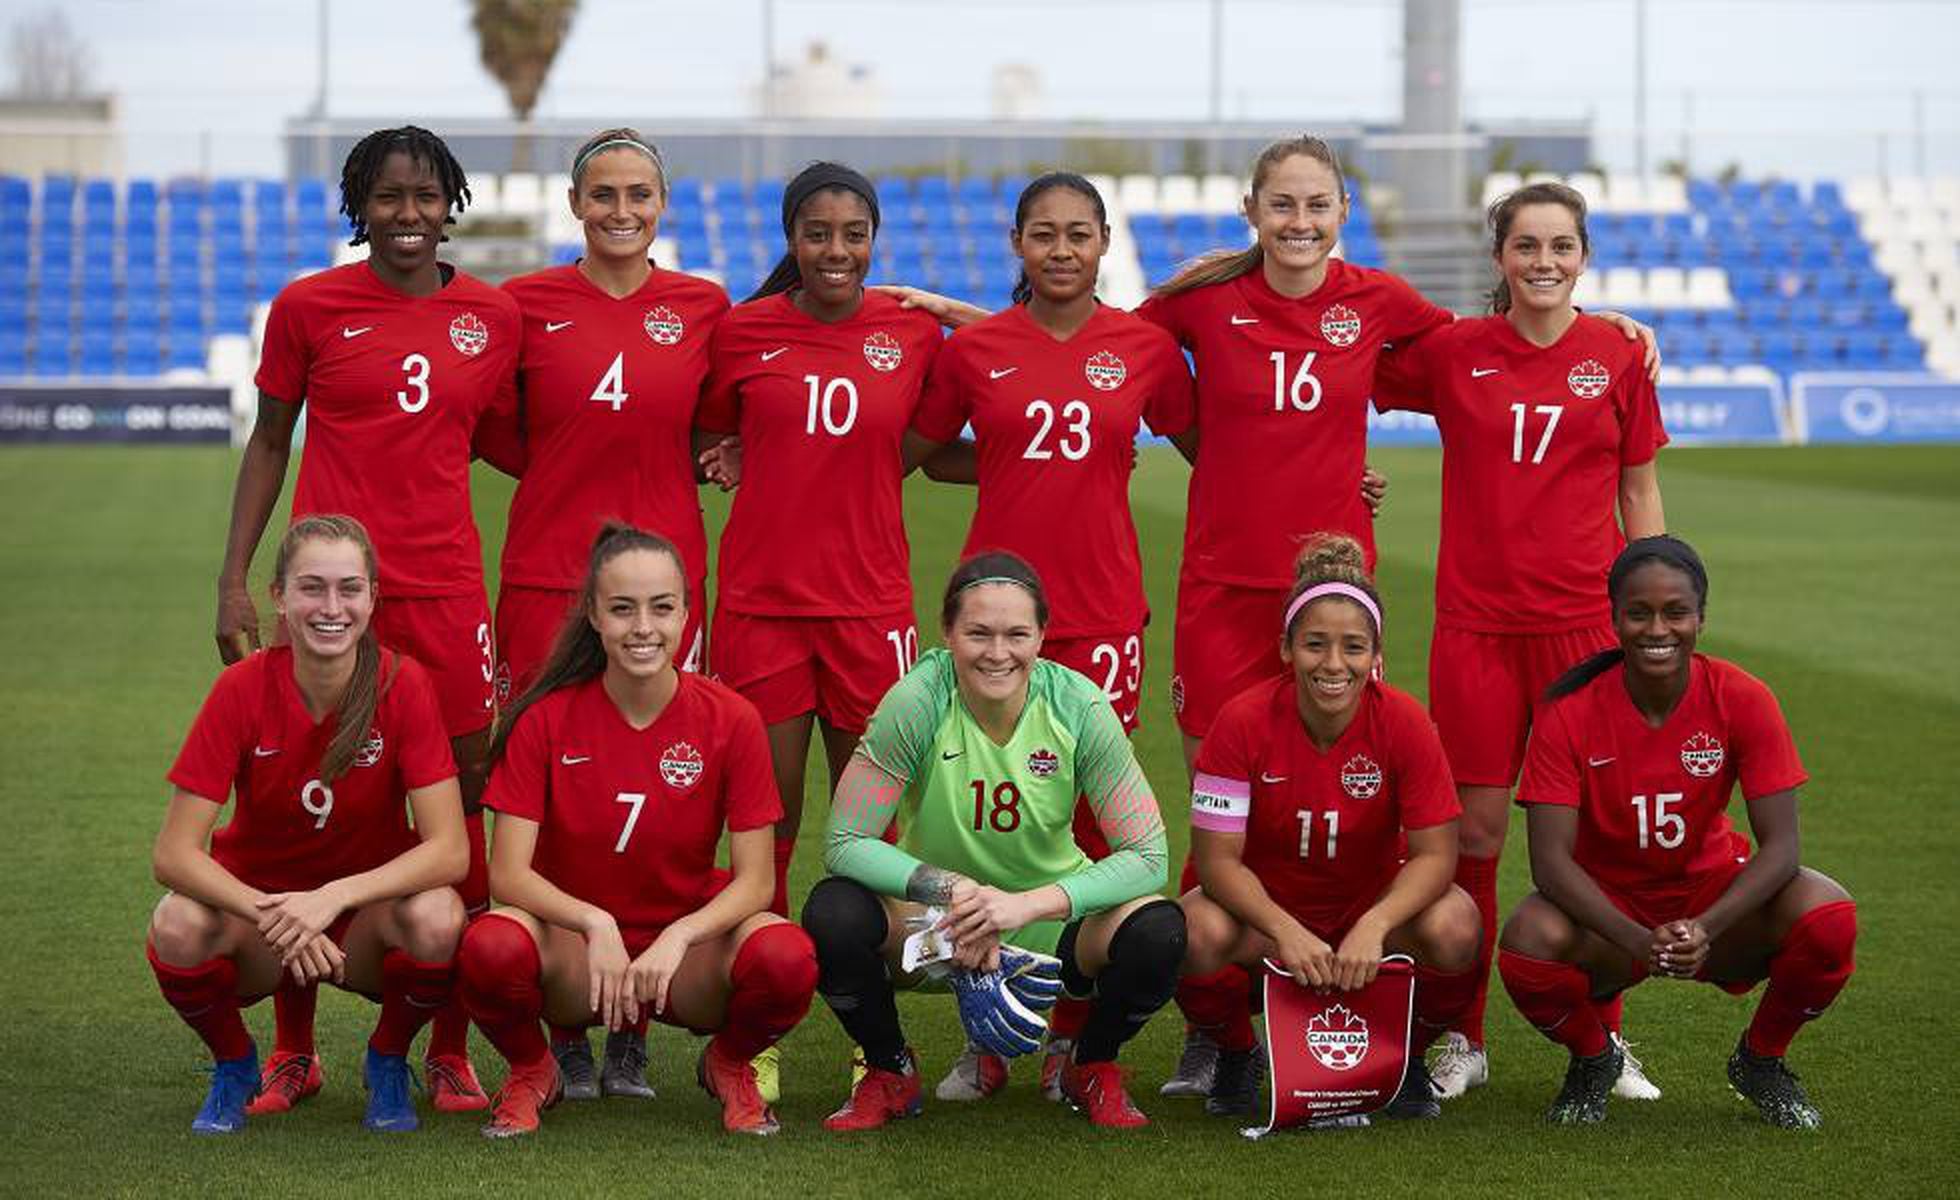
[698, 290, 943, 618]
[167, 646, 456, 892]
[914, 303, 1195, 639]
[1517, 655, 1806, 907]
[493, 265, 731, 593]
[1191, 677, 1459, 933]
[1373, 314, 1668, 633]
[255, 263, 521, 597]
[482, 673, 781, 932]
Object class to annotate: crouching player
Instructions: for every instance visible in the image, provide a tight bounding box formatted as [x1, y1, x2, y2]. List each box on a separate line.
[806, 552, 1184, 1130]
[148, 515, 468, 1134]
[457, 526, 817, 1138]
[1177, 534, 1480, 1120]
[1499, 536, 1857, 1127]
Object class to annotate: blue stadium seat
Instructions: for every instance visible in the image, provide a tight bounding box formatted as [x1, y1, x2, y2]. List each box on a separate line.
[669, 177, 704, 207]
[1883, 337, 1925, 369]
[32, 337, 71, 375]
[121, 334, 163, 375]
[167, 337, 206, 370]
[1810, 181, 1845, 210]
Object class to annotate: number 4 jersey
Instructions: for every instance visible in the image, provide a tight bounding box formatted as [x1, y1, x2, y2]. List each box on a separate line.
[255, 263, 521, 597]
[1517, 654, 1806, 908]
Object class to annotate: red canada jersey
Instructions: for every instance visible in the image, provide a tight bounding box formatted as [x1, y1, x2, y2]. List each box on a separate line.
[168, 646, 457, 893]
[255, 263, 519, 596]
[915, 304, 1195, 638]
[697, 291, 942, 616]
[1190, 678, 1459, 928]
[1518, 655, 1805, 907]
[1136, 260, 1452, 586]
[494, 266, 730, 591]
[483, 672, 781, 932]
[1375, 314, 1667, 633]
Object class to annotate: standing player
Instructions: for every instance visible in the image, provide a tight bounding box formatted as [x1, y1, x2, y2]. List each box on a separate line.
[1497, 536, 1856, 1127]
[806, 552, 1183, 1130]
[150, 515, 467, 1134]
[1178, 533, 1480, 1120]
[696, 162, 956, 927]
[484, 129, 735, 1100]
[1373, 182, 1668, 1101]
[458, 525, 818, 1138]
[213, 126, 516, 1113]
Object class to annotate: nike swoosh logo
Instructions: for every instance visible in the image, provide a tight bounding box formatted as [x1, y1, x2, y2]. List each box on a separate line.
[940, 750, 963, 760]
[1588, 756, 1615, 768]
[341, 326, 373, 339]
[561, 754, 591, 766]
[989, 367, 1018, 380]
[761, 347, 789, 361]
[1230, 315, 1258, 326]
[545, 321, 574, 333]
[253, 746, 280, 757]
[1472, 368, 1500, 378]
[1260, 772, 1287, 783]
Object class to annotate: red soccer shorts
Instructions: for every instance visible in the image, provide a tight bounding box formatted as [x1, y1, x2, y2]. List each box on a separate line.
[1171, 575, 1290, 739]
[710, 608, 918, 734]
[494, 580, 708, 704]
[371, 592, 495, 737]
[1042, 627, 1147, 733]
[1428, 623, 1616, 788]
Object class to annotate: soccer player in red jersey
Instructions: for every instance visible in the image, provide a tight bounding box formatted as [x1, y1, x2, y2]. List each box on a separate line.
[149, 515, 467, 1135]
[1374, 182, 1669, 1101]
[458, 526, 817, 1138]
[1497, 537, 1856, 1128]
[214, 126, 511, 1112]
[1176, 533, 1480, 1120]
[697, 162, 958, 924]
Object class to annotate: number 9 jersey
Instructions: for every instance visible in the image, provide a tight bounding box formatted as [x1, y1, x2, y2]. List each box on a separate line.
[254, 263, 521, 597]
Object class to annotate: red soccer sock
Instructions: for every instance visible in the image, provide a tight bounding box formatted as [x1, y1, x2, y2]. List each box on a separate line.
[711, 923, 818, 1062]
[1453, 853, 1500, 1047]
[1596, 990, 1626, 1036]
[1049, 994, 1093, 1042]
[1175, 967, 1258, 1052]
[371, 949, 454, 1056]
[1413, 963, 1480, 1056]
[426, 812, 490, 1061]
[148, 944, 252, 1062]
[269, 977, 319, 1057]
[770, 836, 796, 918]
[457, 916, 549, 1069]
[1744, 900, 1858, 1058]
[1498, 948, 1608, 1058]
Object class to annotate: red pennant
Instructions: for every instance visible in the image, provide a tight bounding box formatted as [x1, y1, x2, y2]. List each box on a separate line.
[1256, 956, 1414, 1132]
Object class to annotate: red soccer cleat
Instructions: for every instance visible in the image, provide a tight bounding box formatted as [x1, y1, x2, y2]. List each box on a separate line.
[697, 1041, 781, 1136]
[823, 1049, 923, 1132]
[245, 1050, 323, 1115]
[426, 1052, 491, 1113]
[480, 1058, 562, 1139]
[1061, 1059, 1150, 1128]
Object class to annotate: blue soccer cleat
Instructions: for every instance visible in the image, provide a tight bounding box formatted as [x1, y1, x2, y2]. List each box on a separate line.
[192, 1045, 260, 1135]
[362, 1047, 420, 1133]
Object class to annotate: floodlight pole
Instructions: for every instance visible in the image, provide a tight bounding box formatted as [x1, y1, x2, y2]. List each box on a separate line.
[1208, 0, 1223, 123]
[1633, 0, 1647, 180]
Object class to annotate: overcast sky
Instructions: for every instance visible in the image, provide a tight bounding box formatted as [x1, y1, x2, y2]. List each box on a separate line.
[25, 0, 1960, 181]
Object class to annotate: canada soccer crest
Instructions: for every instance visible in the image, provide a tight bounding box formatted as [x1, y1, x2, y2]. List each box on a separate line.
[1567, 358, 1611, 399]
[449, 312, 489, 356]
[1027, 748, 1060, 778]
[1084, 350, 1126, 391]
[1341, 754, 1383, 800]
[1681, 731, 1725, 778]
[863, 331, 903, 372]
[493, 662, 512, 705]
[353, 728, 385, 769]
[1320, 303, 1361, 348]
[1170, 674, 1186, 714]
[643, 305, 684, 346]
[660, 741, 705, 789]
[1306, 1004, 1370, 1071]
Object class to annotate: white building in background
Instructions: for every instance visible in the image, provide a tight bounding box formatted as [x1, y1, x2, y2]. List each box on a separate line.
[0, 96, 120, 176]
[990, 64, 1041, 120]
[757, 42, 882, 120]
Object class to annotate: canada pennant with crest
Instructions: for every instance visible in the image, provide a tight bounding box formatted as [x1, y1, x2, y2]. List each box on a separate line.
[1251, 955, 1414, 1135]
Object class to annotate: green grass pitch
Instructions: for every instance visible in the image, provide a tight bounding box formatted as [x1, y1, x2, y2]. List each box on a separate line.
[0, 444, 1954, 1197]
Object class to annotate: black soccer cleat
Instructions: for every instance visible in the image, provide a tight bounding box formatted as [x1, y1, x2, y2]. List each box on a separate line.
[1203, 1045, 1265, 1118]
[1382, 1056, 1442, 1120]
[1545, 1040, 1623, 1125]
[1727, 1040, 1823, 1130]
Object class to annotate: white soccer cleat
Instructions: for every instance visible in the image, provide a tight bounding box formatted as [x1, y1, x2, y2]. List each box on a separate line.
[1611, 1033, 1662, 1100]
[1428, 1032, 1489, 1100]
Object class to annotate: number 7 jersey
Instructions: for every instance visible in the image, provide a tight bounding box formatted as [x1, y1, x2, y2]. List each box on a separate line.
[255, 262, 521, 597]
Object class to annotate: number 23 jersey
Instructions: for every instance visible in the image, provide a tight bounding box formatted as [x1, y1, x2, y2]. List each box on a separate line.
[255, 262, 521, 597]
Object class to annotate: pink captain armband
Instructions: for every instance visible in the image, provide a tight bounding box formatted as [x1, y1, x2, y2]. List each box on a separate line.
[1190, 772, 1251, 833]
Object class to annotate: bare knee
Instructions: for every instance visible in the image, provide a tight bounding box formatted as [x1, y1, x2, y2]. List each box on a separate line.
[1176, 889, 1238, 977]
[149, 893, 225, 965]
[395, 887, 466, 960]
[1413, 887, 1481, 973]
[1498, 893, 1574, 961]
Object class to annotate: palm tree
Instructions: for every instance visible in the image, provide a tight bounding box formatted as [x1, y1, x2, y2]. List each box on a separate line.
[471, 0, 579, 171]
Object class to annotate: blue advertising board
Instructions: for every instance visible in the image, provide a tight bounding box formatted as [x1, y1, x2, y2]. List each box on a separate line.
[1792, 375, 1960, 444]
[0, 386, 234, 444]
[1657, 382, 1787, 445]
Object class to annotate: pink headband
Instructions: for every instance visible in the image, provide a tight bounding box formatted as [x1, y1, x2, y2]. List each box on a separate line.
[1284, 583, 1382, 639]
